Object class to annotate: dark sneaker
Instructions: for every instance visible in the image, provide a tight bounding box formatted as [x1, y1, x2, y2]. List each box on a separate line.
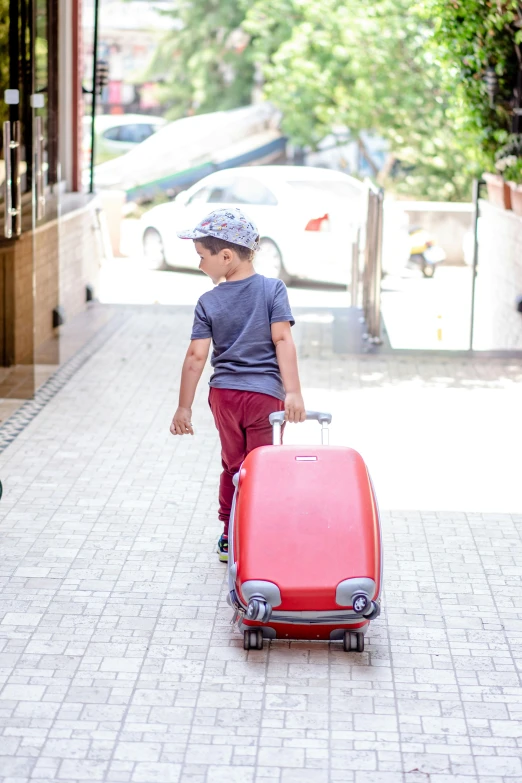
[217, 534, 228, 562]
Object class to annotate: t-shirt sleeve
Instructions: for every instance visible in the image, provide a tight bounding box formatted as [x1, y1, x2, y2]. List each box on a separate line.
[270, 280, 295, 326]
[190, 298, 212, 340]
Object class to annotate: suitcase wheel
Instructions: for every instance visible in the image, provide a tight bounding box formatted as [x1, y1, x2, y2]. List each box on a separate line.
[343, 631, 364, 653]
[244, 629, 264, 651]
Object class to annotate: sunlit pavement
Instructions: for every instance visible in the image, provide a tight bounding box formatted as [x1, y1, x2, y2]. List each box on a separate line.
[3, 229, 522, 782]
[381, 266, 474, 351]
[101, 220, 474, 350]
[0, 303, 521, 783]
[97, 253, 521, 514]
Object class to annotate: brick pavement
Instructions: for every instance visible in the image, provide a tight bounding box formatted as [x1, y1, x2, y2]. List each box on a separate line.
[0, 306, 521, 783]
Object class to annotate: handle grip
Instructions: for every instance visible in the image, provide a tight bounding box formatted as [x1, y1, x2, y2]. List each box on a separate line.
[269, 410, 332, 426]
[3, 122, 13, 239]
[269, 410, 332, 445]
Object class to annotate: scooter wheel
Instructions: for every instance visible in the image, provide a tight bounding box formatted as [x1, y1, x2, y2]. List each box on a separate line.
[422, 264, 436, 278]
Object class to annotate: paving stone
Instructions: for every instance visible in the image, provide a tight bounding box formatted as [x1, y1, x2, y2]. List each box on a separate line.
[0, 306, 521, 783]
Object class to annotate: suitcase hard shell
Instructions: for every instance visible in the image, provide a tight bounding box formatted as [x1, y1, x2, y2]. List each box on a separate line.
[227, 412, 382, 652]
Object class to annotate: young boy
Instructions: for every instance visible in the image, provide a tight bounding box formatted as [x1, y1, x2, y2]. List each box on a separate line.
[170, 207, 305, 561]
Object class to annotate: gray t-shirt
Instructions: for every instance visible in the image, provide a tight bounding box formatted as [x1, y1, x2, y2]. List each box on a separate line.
[190, 274, 294, 401]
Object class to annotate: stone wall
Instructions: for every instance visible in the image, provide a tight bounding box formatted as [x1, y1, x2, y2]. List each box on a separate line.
[473, 199, 522, 351]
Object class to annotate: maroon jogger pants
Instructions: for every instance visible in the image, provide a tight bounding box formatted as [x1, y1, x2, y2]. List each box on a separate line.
[209, 387, 284, 536]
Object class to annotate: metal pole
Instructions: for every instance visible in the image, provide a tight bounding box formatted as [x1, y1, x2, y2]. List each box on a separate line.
[89, 0, 100, 194]
[350, 229, 360, 308]
[469, 178, 483, 351]
[363, 189, 374, 327]
[371, 189, 384, 343]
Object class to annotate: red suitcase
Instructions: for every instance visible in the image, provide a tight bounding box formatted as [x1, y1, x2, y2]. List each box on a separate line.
[227, 411, 382, 652]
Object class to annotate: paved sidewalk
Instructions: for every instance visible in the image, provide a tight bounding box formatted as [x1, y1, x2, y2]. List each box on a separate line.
[0, 306, 521, 783]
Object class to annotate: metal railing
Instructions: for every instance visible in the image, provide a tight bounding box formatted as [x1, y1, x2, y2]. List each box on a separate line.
[351, 181, 384, 344]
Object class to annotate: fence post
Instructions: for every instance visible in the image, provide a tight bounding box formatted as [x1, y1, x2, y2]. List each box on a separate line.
[371, 188, 384, 344]
[350, 228, 360, 308]
[469, 178, 484, 351]
[360, 183, 384, 344]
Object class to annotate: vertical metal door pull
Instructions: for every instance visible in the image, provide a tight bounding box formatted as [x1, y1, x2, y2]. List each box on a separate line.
[34, 116, 45, 220]
[2, 121, 22, 238]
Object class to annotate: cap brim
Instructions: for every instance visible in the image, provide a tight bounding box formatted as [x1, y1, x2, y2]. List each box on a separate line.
[176, 228, 208, 240]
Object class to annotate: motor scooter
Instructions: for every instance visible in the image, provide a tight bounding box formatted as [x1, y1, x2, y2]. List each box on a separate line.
[408, 226, 446, 278]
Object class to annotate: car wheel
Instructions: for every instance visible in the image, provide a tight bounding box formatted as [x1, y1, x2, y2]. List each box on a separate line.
[143, 228, 166, 270]
[255, 238, 290, 283]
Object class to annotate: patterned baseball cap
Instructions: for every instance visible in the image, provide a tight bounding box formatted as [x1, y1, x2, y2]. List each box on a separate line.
[177, 207, 260, 251]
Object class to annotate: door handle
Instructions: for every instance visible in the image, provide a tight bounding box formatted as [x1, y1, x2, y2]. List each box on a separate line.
[34, 116, 45, 220]
[3, 121, 22, 238]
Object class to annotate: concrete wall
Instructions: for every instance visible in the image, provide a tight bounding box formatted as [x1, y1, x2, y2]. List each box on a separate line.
[0, 198, 103, 367]
[401, 202, 474, 265]
[59, 200, 103, 321]
[473, 199, 522, 351]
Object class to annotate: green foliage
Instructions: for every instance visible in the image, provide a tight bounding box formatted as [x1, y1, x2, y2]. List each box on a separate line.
[150, 0, 521, 199]
[495, 133, 522, 180]
[147, 0, 255, 119]
[246, 0, 478, 199]
[501, 156, 522, 180]
[420, 0, 522, 169]
[495, 132, 522, 160]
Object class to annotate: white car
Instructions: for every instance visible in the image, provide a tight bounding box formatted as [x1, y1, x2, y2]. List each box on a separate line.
[82, 114, 167, 167]
[140, 166, 365, 284]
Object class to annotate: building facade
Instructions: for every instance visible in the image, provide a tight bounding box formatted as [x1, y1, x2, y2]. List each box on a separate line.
[0, 0, 103, 392]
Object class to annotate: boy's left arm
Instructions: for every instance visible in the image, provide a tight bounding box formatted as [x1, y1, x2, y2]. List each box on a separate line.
[170, 338, 211, 435]
[271, 321, 306, 423]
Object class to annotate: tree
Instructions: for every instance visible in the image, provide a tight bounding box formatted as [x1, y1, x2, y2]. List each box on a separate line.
[148, 0, 520, 198]
[245, 0, 477, 199]
[420, 0, 522, 170]
[147, 0, 255, 118]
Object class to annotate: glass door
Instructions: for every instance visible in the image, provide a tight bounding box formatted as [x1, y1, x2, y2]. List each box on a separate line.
[0, 1, 59, 388]
[1, 0, 38, 381]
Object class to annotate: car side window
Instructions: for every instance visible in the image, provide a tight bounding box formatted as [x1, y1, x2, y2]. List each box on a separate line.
[227, 177, 278, 205]
[102, 126, 122, 141]
[207, 183, 232, 203]
[118, 124, 152, 143]
[187, 186, 211, 205]
[136, 124, 155, 143]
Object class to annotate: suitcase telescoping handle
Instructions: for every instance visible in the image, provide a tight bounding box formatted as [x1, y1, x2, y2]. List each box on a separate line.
[269, 410, 332, 446]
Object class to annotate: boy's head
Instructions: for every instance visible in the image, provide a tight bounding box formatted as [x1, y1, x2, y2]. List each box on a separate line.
[177, 208, 260, 282]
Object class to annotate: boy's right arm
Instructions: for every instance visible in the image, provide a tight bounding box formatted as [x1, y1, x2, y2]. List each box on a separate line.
[170, 338, 211, 435]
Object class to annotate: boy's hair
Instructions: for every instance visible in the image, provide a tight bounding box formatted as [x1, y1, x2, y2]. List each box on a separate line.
[195, 234, 258, 262]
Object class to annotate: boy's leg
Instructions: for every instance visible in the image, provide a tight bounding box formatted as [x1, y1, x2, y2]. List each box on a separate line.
[209, 388, 246, 537]
[245, 392, 285, 454]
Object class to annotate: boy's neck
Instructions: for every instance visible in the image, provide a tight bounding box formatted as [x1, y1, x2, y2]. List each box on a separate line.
[223, 263, 256, 283]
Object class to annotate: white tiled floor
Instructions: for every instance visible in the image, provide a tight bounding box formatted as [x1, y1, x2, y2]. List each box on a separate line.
[0, 307, 521, 783]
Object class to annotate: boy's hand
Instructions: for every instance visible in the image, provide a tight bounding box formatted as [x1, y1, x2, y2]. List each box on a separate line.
[284, 392, 306, 424]
[170, 407, 194, 436]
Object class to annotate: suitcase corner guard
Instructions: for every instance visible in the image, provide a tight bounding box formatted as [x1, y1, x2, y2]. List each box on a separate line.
[242, 580, 281, 622]
[228, 580, 282, 626]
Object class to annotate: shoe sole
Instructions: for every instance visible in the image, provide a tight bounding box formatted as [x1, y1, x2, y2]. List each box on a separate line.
[217, 551, 228, 563]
